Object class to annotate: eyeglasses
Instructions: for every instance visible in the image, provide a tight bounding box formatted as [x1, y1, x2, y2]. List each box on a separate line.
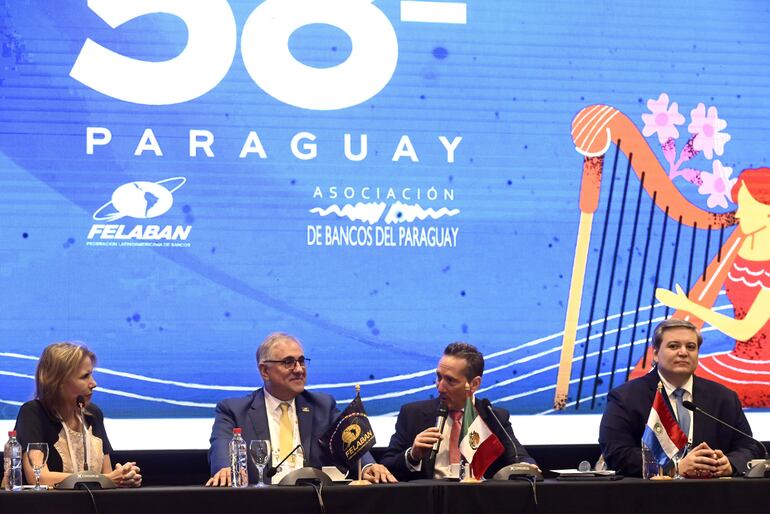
[262, 356, 309, 369]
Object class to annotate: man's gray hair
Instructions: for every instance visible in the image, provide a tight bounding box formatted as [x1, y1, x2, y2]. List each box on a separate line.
[652, 318, 703, 349]
[256, 332, 302, 363]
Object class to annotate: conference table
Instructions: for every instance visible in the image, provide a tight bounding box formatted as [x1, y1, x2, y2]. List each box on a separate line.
[2, 478, 769, 514]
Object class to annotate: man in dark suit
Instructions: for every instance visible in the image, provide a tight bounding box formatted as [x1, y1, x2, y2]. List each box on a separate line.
[600, 319, 761, 477]
[380, 342, 537, 481]
[206, 332, 396, 485]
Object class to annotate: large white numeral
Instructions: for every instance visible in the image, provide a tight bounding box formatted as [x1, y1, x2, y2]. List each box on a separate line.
[70, 0, 236, 105]
[241, 0, 398, 110]
[71, 0, 401, 109]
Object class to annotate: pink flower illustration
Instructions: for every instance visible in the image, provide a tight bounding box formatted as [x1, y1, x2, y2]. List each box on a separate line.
[688, 103, 731, 159]
[641, 93, 685, 144]
[698, 160, 736, 208]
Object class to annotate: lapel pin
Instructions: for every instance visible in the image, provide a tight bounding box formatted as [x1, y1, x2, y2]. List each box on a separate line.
[301, 407, 310, 413]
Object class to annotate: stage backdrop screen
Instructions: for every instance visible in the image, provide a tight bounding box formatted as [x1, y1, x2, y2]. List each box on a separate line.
[2, 0, 770, 449]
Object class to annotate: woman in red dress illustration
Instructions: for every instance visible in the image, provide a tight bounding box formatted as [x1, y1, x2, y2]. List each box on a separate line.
[657, 167, 770, 407]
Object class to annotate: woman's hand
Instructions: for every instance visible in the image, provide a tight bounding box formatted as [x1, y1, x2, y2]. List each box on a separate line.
[106, 461, 142, 487]
[655, 284, 693, 312]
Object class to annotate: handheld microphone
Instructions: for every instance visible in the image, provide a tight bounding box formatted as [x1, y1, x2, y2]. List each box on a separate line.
[75, 395, 89, 471]
[682, 400, 770, 478]
[265, 444, 303, 478]
[428, 403, 448, 464]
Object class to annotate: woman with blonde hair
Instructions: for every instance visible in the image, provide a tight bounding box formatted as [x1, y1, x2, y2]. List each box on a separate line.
[14, 342, 141, 487]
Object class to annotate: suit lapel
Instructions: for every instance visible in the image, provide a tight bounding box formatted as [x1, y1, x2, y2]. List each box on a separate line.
[646, 369, 680, 416]
[296, 393, 312, 465]
[421, 399, 440, 477]
[248, 389, 271, 441]
[420, 399, 440, 439]
[691, 376, 704, 443]
[645, 370, 661, 408]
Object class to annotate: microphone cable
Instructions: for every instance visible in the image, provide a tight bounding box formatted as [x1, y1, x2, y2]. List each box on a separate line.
[480, 398, 538, 505]
[308, 481, 327, 514]
[80, 482, 101, 514]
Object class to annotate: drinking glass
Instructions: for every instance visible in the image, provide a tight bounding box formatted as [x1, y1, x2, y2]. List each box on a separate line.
[249, 440, 271, 487]
[26, 443, 49, 491]
[671, 443, 690, 479]
[641, 443, 660, 479]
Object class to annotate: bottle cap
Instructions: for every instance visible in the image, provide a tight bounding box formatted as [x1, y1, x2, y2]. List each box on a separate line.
[233, 427, 242, 434]
[8, 431, 16, 437]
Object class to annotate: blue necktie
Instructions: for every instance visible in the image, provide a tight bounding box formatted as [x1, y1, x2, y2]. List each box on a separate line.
[673, 388, 690, 438]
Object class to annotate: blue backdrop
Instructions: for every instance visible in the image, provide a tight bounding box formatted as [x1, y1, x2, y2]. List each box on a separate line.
[1, 1, 768, 443]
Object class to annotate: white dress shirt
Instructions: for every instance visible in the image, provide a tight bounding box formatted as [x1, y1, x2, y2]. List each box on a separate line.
[406, 409, 462, 479]
[658, 371, 694, 443]
[264, 390, 303, 482]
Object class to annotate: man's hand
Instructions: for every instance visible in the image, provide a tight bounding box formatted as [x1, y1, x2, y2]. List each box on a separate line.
[205, 467, 231, 487]
[409, 427, 442, 462]
[362, 463, 398, 483]
[711, 449, 733, 477]
[678, 442, 722, 478]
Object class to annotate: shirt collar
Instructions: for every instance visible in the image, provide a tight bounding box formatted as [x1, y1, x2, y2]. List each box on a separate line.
[657, 370, 693, 398]
[264, 389, 296, 413]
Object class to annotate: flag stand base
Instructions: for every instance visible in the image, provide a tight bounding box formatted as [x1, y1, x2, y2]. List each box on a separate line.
[349, 458, 372, 486]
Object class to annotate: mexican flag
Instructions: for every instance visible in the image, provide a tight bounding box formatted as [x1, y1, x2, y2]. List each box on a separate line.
[459, 394, 504, 479]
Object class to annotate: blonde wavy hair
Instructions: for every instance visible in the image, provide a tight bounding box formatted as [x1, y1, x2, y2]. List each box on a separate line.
[35, 342, 96, 420]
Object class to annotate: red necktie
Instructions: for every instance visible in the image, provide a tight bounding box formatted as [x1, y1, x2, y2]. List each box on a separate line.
[449, 411, 463, 464]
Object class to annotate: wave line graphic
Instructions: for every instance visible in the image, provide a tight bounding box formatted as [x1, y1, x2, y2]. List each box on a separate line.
[0, 300, 732, 397]
[538, 392, 611, 414]
[496, 367, 628, 408]
[95, 386, 216, 408]
[0, 353, 256, 392]
[383, 202, 460, 224]
[0, 324, 725, 410]
[310, 202, 386, 224]
[0, 370, 215, 409]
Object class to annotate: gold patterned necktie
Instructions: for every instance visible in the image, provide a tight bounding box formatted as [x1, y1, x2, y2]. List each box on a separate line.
[279, 402, 293, 460]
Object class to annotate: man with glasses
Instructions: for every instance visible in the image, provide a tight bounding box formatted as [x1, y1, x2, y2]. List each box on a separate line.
[206, 332, 396, 485]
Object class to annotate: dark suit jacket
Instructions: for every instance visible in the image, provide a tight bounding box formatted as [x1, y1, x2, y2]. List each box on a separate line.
[599, 370, 760, 477]
[208, 388, 372, 482]
[379, 397, 535, 481]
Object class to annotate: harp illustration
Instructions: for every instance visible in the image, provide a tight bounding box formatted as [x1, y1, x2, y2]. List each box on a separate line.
[553, 104, 741, 411]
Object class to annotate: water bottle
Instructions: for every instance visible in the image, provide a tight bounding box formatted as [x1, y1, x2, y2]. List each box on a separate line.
[229, 428, 248, 488]
[3, 431, 23, 491]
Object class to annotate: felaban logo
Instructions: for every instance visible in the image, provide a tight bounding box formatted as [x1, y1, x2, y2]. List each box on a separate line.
[93, 177, 186, 221]
[341, 424, 362, 450]
[87, 177, 192, 245]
